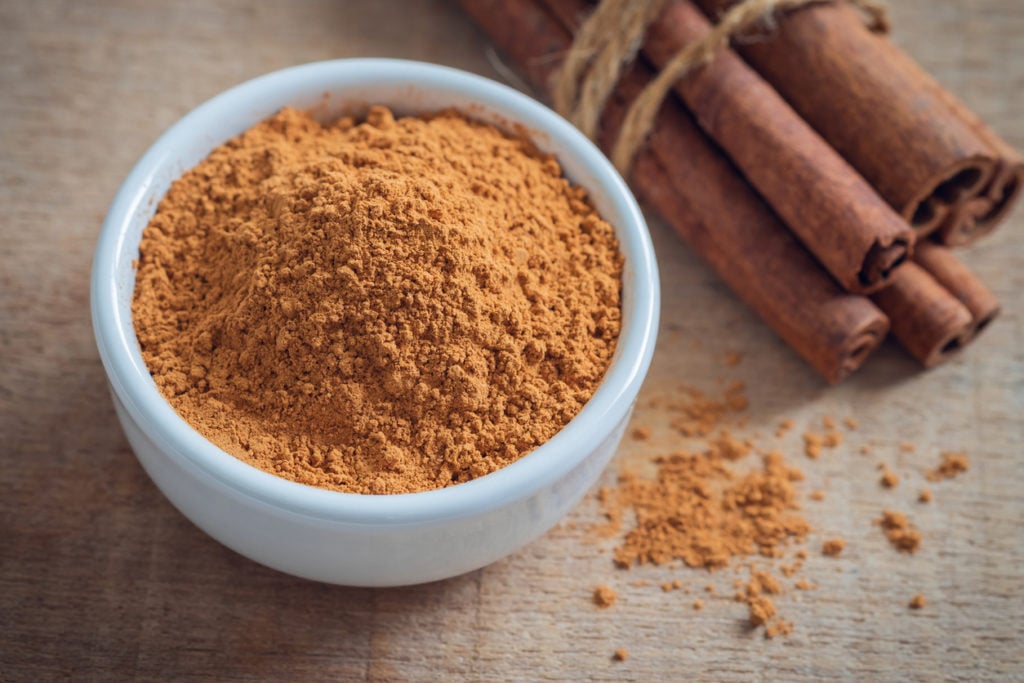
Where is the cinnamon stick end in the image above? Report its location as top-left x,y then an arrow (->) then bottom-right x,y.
829,315 -> 889,384
858,237 -> 911,293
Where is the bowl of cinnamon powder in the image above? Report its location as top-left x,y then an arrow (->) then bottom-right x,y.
91,59 -> 659,585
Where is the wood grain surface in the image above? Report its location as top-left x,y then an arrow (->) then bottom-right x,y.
2,1 -> 1022,680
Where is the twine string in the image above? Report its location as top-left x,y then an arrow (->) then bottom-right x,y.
552,0 -> 890,173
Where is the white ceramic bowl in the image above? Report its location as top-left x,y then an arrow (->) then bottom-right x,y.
91,59 -> 659,586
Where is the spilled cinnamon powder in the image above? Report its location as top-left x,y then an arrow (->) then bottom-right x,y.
927,452 -> 970,481
593,584 -> 617,608
596,383 -> 810,636
822,538 -> 846,557
132,106 -> 622,494
877,510 -> 922,553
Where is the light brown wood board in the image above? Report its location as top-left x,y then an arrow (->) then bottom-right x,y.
1,1 -> 1021,679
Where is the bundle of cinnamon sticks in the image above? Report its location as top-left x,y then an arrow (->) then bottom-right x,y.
460,0 -> 1019,382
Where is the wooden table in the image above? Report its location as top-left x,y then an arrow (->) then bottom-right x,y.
3,1 -> 1022,679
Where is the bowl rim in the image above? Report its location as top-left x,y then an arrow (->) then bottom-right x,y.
91,58 -> 659,525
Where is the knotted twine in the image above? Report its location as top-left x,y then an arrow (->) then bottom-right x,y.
552,0 -> 890,173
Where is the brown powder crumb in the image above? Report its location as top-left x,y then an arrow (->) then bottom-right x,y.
749,571 -> 782,595
900,442 -> 916,453
631,426 -> 652,442
823,431 -> 843,448
693,599 -> 705,610
877,510 -> 922,553
670,386 -> 745,437
794,578 -> 816,591
918,489 -> 933,503
672,579 -> 683,590
712,430 -> 754,460
748,596 -> 777,626
593,585 -> 617,608
613,648 -> 629,662
809,490 -> 826,501
909,594 -> 926,609
132,107 -> 622,495
859,444 -> 873,455
880,468 -> 900,489
927,451 -> 969,482
822,538 -> 846,557
724,351 -> 743,367
823,416 -> 836,430
705,583 -> 715,594
804,431 -> 824,459
661,582 -> 675,593
725,382 -> 749,412
844,417 -> 859,430
796,549 -> 809,560
764,619 -> 794,639
776,419 -> 795,438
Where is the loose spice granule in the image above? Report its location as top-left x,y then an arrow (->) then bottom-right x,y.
132,106 -> 622,495
877,510 -> 922,553
593,585 -> 617,608
844,417 -> 859,430
803,431 -> 823,459
776,418 -> 795,437
749,571 -> 782,596
909,594 -> 926,609
693,599 -> 704,610
809,490 -> 826,501
794,578 -> 816,591
823,416 -> 836,430
764,619 -> 794,639
880,468 -> 900,489
631,426 -> 652,441
927,452 -> 969,481
613,648 -> 629,662
900,442 -> 916,453
823,431 -> 843,448
748,596 -> 776,626
918,489 -> 933,503
822,538 -> 846,557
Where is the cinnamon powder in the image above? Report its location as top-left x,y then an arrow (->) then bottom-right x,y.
133,106 -> 622,494
597,383 -> 810,636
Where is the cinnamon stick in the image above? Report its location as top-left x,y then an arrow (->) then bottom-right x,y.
547,0 -> 911,294
914,242 -> 1000,341
694,0 -> 1010,241
922,84 -> 1024,245
871,263 -> 973,368
460,0 -> 890,382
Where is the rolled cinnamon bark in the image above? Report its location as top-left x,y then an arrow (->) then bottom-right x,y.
871,262 -> 973,368
922,83 -> 1024,245
694,0 -> 1007,240
460,0 -> 890,382
914,242 -> 1000,341
545,0 -> 911,294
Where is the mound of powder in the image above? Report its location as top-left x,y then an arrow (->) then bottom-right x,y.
133,106 -> 622,494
